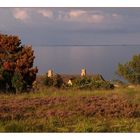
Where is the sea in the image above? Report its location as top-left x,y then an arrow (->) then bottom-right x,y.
33,45 -> 140,80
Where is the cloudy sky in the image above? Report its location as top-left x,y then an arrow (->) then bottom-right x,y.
1,8 -> 140,46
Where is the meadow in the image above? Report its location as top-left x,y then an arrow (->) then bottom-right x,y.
0,86 -> 140,132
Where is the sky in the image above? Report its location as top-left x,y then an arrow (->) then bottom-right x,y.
1,8 -> 140,46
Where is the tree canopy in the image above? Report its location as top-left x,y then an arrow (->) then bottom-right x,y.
0,34 -> 38,93
117,53 -> 140,84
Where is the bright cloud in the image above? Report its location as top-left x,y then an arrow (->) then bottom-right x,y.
38,9 -> 53,18
12,8 -> 29,21
64,10 -> 105,24
68,10 -> 87,18
11,8 -> 122,25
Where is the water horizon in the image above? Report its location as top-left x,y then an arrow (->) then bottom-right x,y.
33,45 -> 140,81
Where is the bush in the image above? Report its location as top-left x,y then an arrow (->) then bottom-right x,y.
72,76 -> 114,90
94,80 -> 114,89
53,74 -> 64,88
11,72 -> 26,93
73,76 -> 92,89
44,74 -> 64,88
44,76 -> 54,87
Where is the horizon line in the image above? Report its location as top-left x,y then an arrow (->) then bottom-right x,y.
33,44 -> 140,47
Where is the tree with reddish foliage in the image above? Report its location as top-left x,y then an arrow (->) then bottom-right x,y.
0,34 -> 38,93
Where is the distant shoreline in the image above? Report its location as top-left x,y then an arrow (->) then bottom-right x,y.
33,44 -> 140,47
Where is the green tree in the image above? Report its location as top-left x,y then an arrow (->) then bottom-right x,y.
117,54 -> 140,84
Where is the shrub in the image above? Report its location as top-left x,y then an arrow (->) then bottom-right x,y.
72,76 -> 114,90
44,74 -> 64,88
11,72 -> 25,93
93,80 -> 114,89
53,74 -> 64,88
73,76 -> 92,89
44,76 -> 54,87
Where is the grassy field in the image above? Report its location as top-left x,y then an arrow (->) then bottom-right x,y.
0,86 -> 140,132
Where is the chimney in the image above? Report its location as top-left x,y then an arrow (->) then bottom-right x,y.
48,69 -> 53,77
81,68 -> 86,77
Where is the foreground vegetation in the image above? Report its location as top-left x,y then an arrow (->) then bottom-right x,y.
0,86 -> 140,132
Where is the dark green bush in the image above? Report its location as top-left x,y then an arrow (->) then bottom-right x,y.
73,76 -> 92,89
11,72 -> 26,93
44,74 -> 64,88
72,76 -> 114,90
53,74 -> 64,88
44,76 -> 54,87
93,80 -> 114,89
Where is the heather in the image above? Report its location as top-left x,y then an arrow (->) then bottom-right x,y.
0,87 -> 140,132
